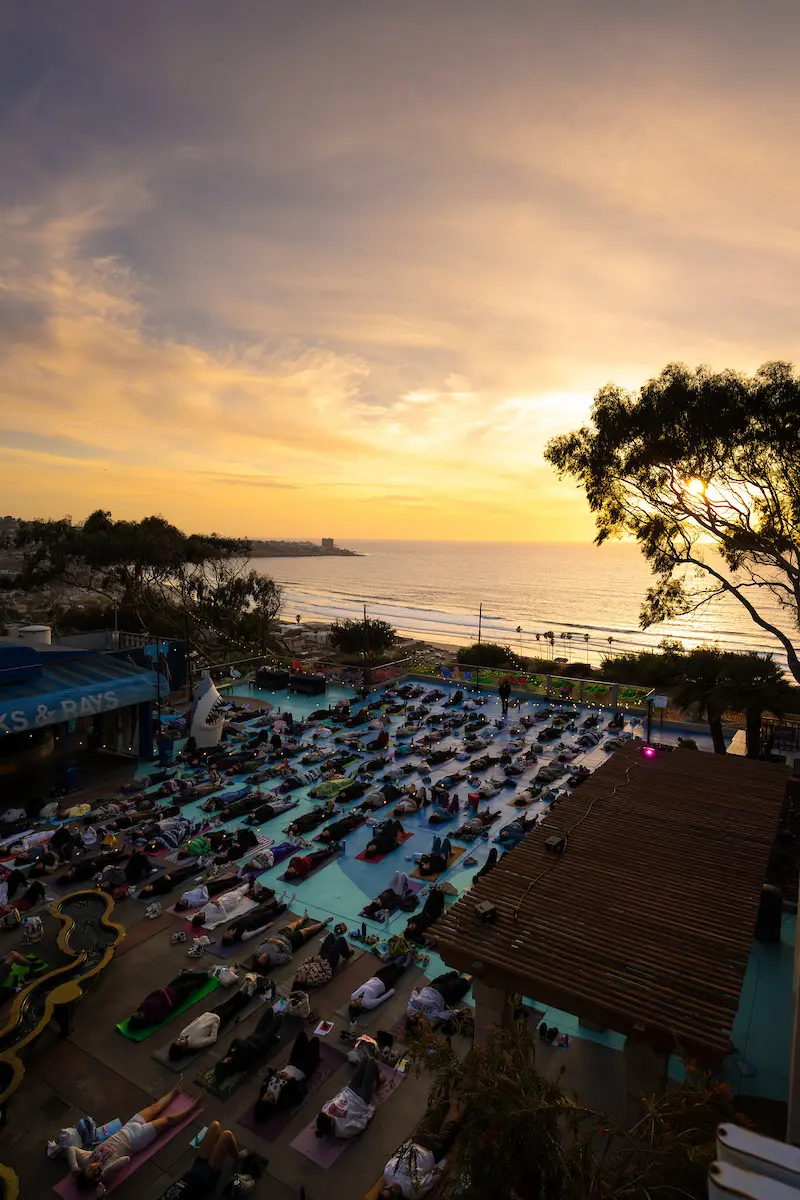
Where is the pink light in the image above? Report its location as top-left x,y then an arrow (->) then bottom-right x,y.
643,746 -> 656,758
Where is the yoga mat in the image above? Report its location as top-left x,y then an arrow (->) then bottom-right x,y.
410,845 -> 466,880
194,1014 -> 304,1099
358,877 -> 425,919
180,895 -> 259,934
355,830 -> 414,864
277,850 -> 340,883
52,1092 -> 202,1198
236,1041 -> 346,1140
289,1062 -> 405,1167
312,820 -> 365,843
151,995 -> 269,1071
116,977 -> 220,1041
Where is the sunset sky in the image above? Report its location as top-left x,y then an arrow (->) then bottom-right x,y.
1,1 -> 798,542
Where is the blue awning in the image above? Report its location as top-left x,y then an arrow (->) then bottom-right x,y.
0,652 -> 158,735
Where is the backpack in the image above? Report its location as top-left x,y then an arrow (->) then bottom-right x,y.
187,836 -> 211,858
21,916 -> 43,944
250,849 -> 274,871
387,934 -> 410,959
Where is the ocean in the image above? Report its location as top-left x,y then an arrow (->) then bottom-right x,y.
251,540 -> 794,670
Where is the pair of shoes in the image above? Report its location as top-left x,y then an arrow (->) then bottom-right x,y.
145,902 -> 162,919
463,855 -> 477,867
171,931 -> 187,944
187,943 -> 205,958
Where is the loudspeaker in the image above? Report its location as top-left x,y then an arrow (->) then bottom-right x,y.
545,835 -> 565,854
474,901 -> 498,924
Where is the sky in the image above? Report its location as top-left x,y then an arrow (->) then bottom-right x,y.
1,1 -> 799,543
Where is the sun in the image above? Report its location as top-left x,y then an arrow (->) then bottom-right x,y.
684,477 -> 707,497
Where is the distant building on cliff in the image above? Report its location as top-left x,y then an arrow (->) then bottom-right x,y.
321,538 -> 334,551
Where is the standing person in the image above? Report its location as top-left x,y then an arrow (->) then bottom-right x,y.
498,680 -> 511,716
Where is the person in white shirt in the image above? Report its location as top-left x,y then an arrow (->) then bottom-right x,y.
405,972 -> 471,1028
379,1095 -> 464,1199
315,1057 -> 381,1138
190,881 -> 253,929
167,979 -> 262,1061
348,951 -> 414,1020
68,1078 -> 200,1195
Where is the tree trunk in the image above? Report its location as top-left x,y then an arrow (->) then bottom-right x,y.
707,709 -> 728,754
745,706 -> 763,758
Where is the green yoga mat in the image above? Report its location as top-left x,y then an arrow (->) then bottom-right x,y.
116,976 -> 221,1042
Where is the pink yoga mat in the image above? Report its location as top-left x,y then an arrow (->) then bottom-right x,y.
52,1093 -> 202,1197
355,831 -> 413,864
289,1062 -> 404,1167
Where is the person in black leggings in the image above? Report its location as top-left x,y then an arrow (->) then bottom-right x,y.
57,851 -> 128,885
362,819 -> 404,860
316,813 -> 364,844
285,802 -> 337,836
167,984 -> 260,1061
221,897 -> 287,945
213,827 -> 259,861
214,1008 -> 283,1081
404,887 -> 445,941
430,971 -> 471,1006
254,1031 -> 321,1118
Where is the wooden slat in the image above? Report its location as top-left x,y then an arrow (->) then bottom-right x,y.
433,745 -> 787,1061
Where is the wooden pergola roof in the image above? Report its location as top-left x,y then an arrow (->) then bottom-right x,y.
433,745 -> 788,1061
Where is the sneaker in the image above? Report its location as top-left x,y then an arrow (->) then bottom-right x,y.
145,902 -> 162,919
171,931 -> 186,945
463,855 -> 478,867
193,934 -> 211,946
187,944 -> 205,958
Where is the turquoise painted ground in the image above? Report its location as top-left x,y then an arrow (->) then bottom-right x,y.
136,677 -> 788,1099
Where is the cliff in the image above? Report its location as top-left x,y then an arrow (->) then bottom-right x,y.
247,540 -> 360,558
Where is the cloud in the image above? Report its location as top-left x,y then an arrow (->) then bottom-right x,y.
1,1 -> 799,539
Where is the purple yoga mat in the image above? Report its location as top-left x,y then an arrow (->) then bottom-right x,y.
52,1093 -> 202,1197
236,1041 -> 346,1140
289,1062 -> 404,1167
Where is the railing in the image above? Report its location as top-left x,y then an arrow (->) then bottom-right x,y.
408,660 -> 655,710
762,716 -> 800,755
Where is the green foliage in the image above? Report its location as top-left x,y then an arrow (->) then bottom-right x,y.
403,1017 -> 740,1200
545,361 -> 800,683
12,511 -> 282,656
329,616 -> 397,657
457,642 -> 523,669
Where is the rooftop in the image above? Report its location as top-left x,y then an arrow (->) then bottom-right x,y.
433,744 -> 789,1061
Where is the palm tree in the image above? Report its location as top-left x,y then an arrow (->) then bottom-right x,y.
717,653 -> 797,758
672,648 -> 729,754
